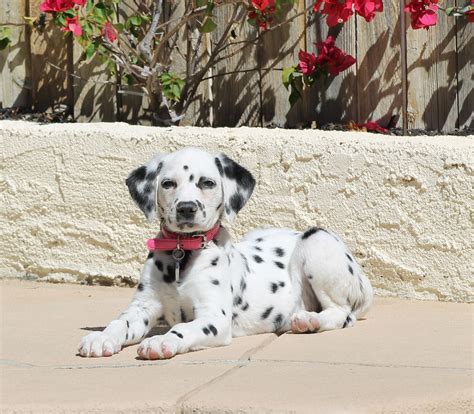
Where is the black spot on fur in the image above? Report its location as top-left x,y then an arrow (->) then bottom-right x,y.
242,302 -> 249,311
255,237 -> 263,243
346,253 -> 353,262
254,245 -> 262,251
261,306 -> 273,319
216,202 -> 223,211
183,165 -> 189,170
208,324 -> 218,336
211,257 -> 219,266
232,312 -> 238,320
125,332 -> 128,340
189,174 -> 194,182
274,314 -> 283,329
126,320 -> 129,329
147,251 -> 154,260
274,247 -> 285,257
202,327 -> 210,335
211,279 -> 220,285
137,283 -> 144,291
215,157 -> 224,176
302,227 -> 326,239
221,309 -> 226,316
271,283 -> 278,293
230,193 -> 245,212
155,260 -> 163,272
342,314 -> 352,328
171,330 -> 183,338
196,200 -> 204,211
274,261 -> 285,269
180,308 -> 187,323
144,318 -> 149,326
279,281 -> 285,287
253,255 -> 263,263
233,296 -> 243,306
308,274 -> 313,280
240,278 -> 247,291
348,265 -> 354,275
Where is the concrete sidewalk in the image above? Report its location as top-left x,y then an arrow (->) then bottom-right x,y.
1,280 -> 472,413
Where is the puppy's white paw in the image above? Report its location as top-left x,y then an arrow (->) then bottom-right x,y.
290,311 -> 320,333
137,335 -> 180,360
78,331 -> 122,357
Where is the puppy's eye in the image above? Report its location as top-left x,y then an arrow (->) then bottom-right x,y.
200,178 -> 216,189
161,179 -> 176,189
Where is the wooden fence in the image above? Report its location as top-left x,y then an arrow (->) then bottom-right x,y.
1,1 -> 472,131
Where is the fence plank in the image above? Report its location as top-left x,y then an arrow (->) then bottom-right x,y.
115,0 -> 153,125
73,45 -> 117,122
406,12 -> 458,131
0,1 -> 30,109
356,2 -> 403,127
212,6 -> 261,127
307,11 -> 358,126
29,0 -> 73,113
456,15 -> 473,129
259,4 -> 306,127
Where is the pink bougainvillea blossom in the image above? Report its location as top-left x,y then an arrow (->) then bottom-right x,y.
404,0 -> 439,29
248,0 -> 276,30
355,0 -> 384,22
313,0 -> 384,27
313,0 -> 354,27
40,0 -> 85,12
298,50 -> 318,76
102,22 -> 118,42
61,16 -> 82,36
358,121 -> 389,133
315,36 -> 356,76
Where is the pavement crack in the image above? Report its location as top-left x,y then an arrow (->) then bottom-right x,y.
174,334 -> 278,413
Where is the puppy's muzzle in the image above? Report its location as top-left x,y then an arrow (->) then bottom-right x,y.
176,201 -> 198,222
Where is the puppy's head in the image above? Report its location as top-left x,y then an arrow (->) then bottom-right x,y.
125,147 -> 255,233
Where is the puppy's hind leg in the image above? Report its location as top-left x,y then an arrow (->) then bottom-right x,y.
290,227 -> 373,334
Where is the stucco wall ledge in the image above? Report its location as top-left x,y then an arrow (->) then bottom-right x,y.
1,121 -> 472,302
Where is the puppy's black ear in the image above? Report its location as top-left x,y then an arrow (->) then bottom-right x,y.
126,153 -> 164,221
215,153 -> 256,223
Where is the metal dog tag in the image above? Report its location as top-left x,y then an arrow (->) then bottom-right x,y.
172,247 -> 185,282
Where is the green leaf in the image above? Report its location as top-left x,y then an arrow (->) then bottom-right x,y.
282,66 -> 296,88
196,0 -> 207,7
127,15 -> 142,27
114,23 -> 124,32
0,26 -> 11,40
85,42 -> 95,60
0,37 -> 11,50
93,7 -> 106,24
199,17 -> 217,33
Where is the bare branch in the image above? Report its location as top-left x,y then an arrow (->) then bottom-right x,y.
137,0 -> 163,64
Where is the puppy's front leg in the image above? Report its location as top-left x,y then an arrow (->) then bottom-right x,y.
79,259 -> 163,357
137,306 -> 231,360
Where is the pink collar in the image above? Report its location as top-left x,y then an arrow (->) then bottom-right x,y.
147,224 -> 221,252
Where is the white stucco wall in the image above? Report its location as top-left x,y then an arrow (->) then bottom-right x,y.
1,121 -> 472,302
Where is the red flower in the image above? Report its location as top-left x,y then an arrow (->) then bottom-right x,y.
102,22 -> 118,42
358,121 -> 389,133
298,50 -> 318,76
248,0 -> 276,30
61,16 -> 82,36
404,0 -> 438,30
313,0 -> 355,27
355,0 -> 384,22
39,0 -> 85,12
315,36 -> 356,76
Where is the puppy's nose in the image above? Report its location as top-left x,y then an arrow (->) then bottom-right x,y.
176,201 -> 198,217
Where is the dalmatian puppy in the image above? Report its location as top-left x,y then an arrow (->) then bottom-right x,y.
78,147 -> 373,359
